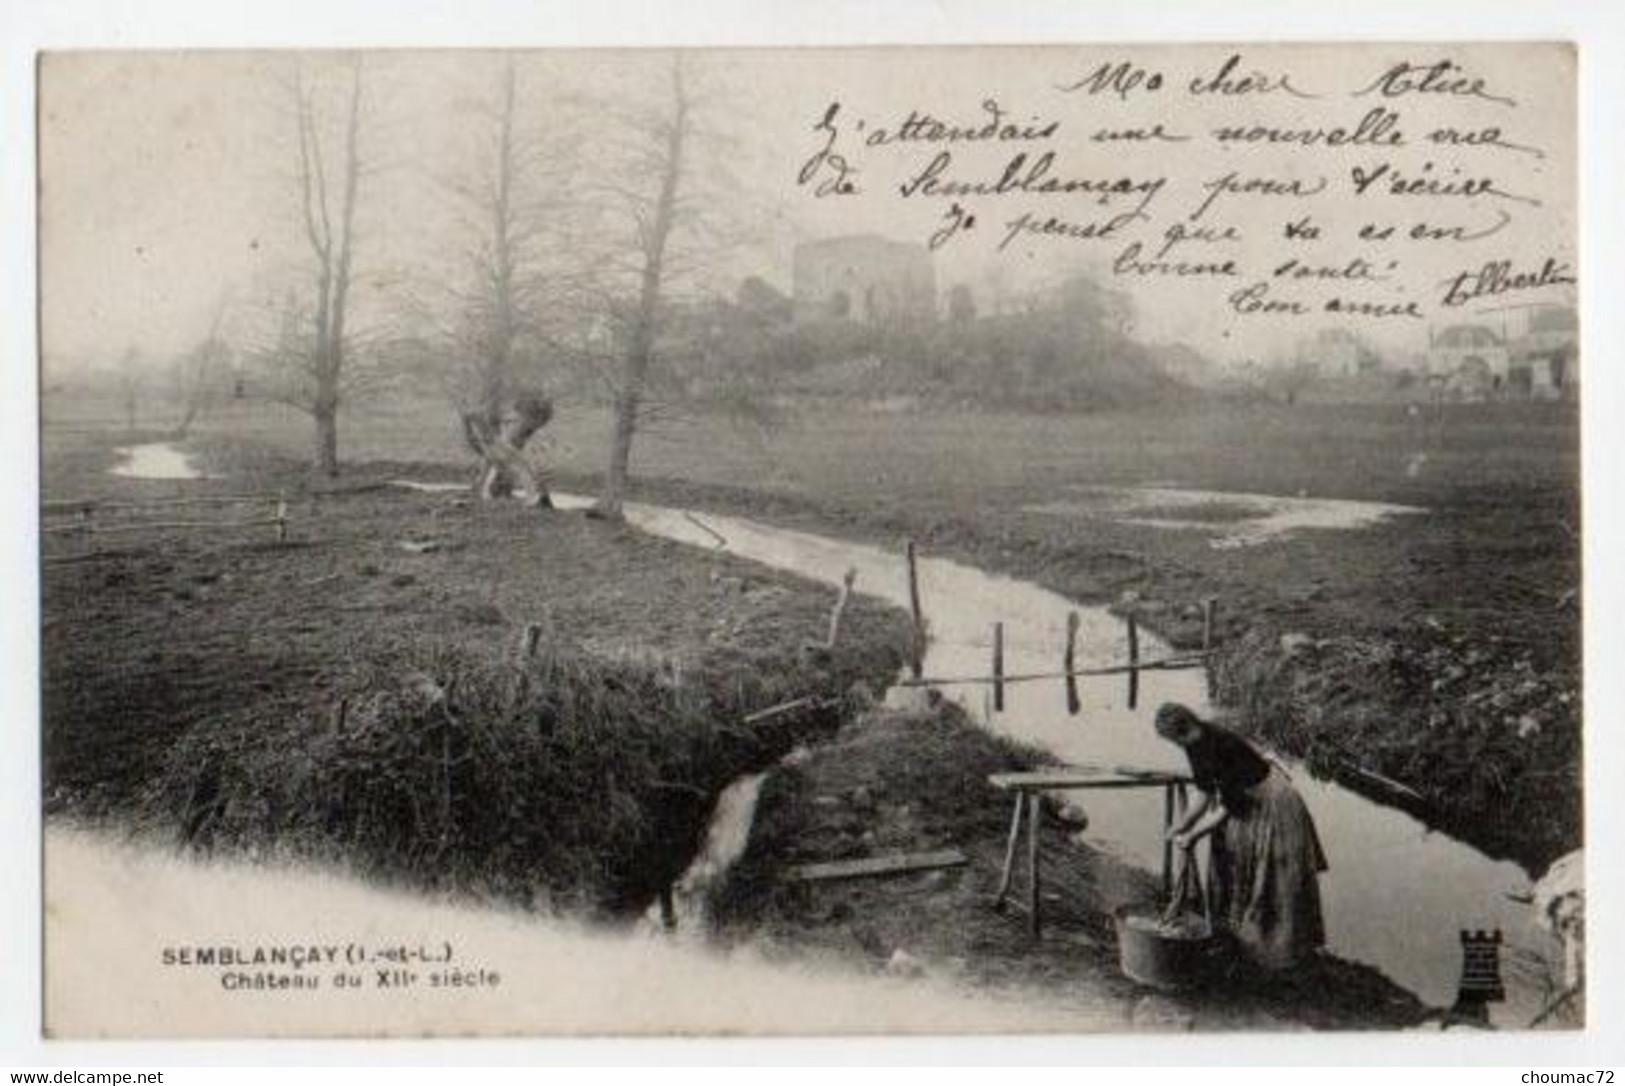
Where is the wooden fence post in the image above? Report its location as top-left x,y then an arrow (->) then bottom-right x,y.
1201,596 -> 1219,698
1161,782 -> 1176,898
1126,609 -> 1141,710
510,622 -> 543,708
995,794 -> 1024,906
905,540 -> 925,679
1064,611 -> 1081,716
659,886 -> 677,932
439,715 -> 454,849
1026,792 -> 1043,938
992,621 -> 1005,712
825,568 -> 857,650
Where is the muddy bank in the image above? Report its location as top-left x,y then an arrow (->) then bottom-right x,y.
42,440 -> 913,915
709,700 -> 1428,1032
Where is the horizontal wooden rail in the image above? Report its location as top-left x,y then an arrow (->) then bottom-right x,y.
988,766 -> 1193,790
44,517 -> 283,536
42,491 -> 290,552
44,493 -> 274,515
893,652 -> 1208,689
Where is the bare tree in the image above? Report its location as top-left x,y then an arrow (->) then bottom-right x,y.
590,56 -> 701,519
277,56 -> 366,478
437,58 -> 580,504
464,59 -> 522,428
171,291 -> 233,438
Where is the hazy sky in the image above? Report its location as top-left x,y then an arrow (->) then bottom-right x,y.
39,44 -> 1576,369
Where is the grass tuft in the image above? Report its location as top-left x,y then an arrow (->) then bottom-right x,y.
152,634 -> 908,914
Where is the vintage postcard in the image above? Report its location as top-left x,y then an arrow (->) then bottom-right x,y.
37,43 -> 1582,1038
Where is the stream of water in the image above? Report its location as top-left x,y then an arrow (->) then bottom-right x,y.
557,494 -> 1560,1026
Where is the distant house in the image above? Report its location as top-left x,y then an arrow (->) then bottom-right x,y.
1509,306 -> 1578,400
1427,324 -> 1509,399
792,234 -> 936,325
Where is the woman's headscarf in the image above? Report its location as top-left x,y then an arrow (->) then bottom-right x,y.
1154,702 -> 1206,743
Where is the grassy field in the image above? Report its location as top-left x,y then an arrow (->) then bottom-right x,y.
51,392 -> 1580,665
47,389 -> 1579,505
41,426 -> 912,913
36,392 -> 1582,1026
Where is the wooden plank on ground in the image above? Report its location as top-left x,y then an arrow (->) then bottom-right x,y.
988,767 -> 1190,791
788,848 -> 967,883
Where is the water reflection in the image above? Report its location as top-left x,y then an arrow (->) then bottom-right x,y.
111,442 -> 213,480
1028,486 -> 1424,549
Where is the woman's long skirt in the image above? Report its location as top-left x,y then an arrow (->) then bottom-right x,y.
1209,765 -> 1329,970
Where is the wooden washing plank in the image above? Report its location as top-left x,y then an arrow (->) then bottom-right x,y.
988,767 -> 1191,791
788,848 -> 967,883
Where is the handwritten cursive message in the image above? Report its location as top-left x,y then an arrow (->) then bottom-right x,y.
792,46 -> 1575,339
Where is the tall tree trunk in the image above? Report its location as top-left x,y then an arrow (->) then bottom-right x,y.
314,400 -> 339,477
174,401 -> 200,440
600,386 -> 641,514
480,361 -> 508,431
313,358 -> 340,477
481,59 -> 518,432
597,60 -> 687,518
292,58 -> 362,479
321,59 -> 362,476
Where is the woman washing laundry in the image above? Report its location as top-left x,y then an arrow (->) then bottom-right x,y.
1153,702 -> 1329,971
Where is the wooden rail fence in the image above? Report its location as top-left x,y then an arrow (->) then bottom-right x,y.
896,538 -> 1219,714
42,491 -> 290,563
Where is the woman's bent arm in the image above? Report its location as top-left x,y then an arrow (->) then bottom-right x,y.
1177,798 -> 1230,849
1170,789 -> 1214,837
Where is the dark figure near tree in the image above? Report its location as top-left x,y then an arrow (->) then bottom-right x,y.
461,393 -> 554,507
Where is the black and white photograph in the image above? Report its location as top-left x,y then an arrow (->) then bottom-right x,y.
30,39 -> 1589,1040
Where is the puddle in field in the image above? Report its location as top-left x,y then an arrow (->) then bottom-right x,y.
1027,486 -> 1425,549
541,490 -> 1561,1025
110,441 -> 213,481
390,479 -> 467,493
